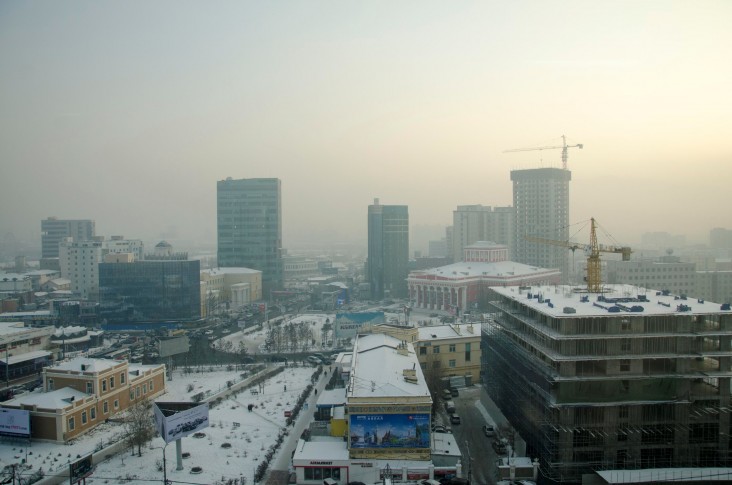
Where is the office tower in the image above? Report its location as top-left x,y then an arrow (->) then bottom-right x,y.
367,198 -> 409,300
216,177 -> 283,295
59,237 -> 103,300
710,227 -> 732,249
512,168 -> 571,281
452,205 -> 515,262
102,236 -> 144,261
99,248 -> 201,324
41,217 -> 95,258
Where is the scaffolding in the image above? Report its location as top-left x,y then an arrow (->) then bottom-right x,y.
480,285 -> 732,484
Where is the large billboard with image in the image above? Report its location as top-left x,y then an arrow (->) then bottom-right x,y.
154,402 -> 209,443
349,413 -> 430,449
0,408 -> 30,438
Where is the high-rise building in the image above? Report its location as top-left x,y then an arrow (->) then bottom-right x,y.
452,204 -> 515,262
710,227 -> 732,249
367,199 -> 409,300
41,217 -> 95,259
512,168 -> 571,281
216,177 -> 283,295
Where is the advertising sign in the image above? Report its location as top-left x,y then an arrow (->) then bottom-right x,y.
334,312 -> 385,339
158,336 -> 190,358
69,454 -> 93,484
154,402 -> 209,443
349,414 -> 430,449
0,408 -> 30,438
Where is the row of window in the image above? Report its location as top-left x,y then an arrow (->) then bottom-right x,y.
68,381 -> 154,432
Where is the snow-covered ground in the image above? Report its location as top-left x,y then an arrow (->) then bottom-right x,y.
1,363 -> 322,485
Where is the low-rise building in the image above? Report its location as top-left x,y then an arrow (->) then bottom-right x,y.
1,357 -> 165,442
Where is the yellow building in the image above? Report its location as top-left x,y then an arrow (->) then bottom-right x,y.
1,357 -> 165,442
415,323 -> 481,388
200,267 -> 263,316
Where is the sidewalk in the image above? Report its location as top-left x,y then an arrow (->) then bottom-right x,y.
475,384 -> 526,457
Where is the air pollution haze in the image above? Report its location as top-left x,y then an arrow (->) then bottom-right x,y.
1,1 -> 730,252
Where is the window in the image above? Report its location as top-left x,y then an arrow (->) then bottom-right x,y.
620,359 -> 631,372
449,359 -> 456,368
120,372 -> 126,384
86,382 -> 93,394
130,390 -> 135,401
81,412 -> 87,425
90,407 -> 96,420
433,346 -> 440,354
621,339 -> 631,352
449,344 -> 456,352
103,400 -> 109,413
102,379 -> 107,392
113,400 -> 119,410
136,386 -> 140,398
48,379 -> 54,391
149,379 -> 153,391
110,376 -> 115,388
143,384 -> 147,395
68,417 -> 75,431
419,347 -> 427,355
432,361 -> 441,368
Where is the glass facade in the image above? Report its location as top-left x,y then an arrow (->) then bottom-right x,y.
98,260 -> 201,323
217,178 -> 283,295
367,201 -> 409,299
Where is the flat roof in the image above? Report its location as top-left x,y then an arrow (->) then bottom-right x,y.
432,432 -> 461,456
51,357 -> 120,373
317,388 -> 347,407
417,324 -> 480,341
410,260 -> 559,280
2,387 -> 88,409
201,267 -> 261,275
490,285 -> 731,318
0,322 -> 29,336
596,467 -> 732,483
292,438 -> 350,462
349,334 -> 431,399
0,350 -> 51,365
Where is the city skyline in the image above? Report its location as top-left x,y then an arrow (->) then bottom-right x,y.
1,1 -> 731,250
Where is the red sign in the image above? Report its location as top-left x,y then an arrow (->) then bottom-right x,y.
284,410 -> 292,417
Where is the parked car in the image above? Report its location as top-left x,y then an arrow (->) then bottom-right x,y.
492,439 -> 508,455
482,424 -> 495,437
445,401 -> 456,413
450,387 -> 459,397
449,413 -> 461,425
442,389 -> 452,400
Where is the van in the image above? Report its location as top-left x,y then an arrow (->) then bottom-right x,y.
445,401 -> 456,413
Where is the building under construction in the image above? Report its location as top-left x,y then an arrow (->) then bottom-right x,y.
482,284 -> 732,483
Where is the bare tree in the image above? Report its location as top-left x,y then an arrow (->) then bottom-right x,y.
124,398 -> 155,456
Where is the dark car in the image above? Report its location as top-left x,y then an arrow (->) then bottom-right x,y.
450,387 -> 459,397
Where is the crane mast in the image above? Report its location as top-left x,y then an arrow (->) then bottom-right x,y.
524,217 -> 632,293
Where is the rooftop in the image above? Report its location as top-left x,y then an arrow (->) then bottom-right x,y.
349,334 -> 430,399
491,284 -> 732,318
50,357 -> 121,373
2,387 -> 89,410
202,267 -> 261,275
417,324 -> 479,341
409,260 -> 558,281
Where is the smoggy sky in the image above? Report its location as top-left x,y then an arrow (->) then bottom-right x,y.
1,1 -> 730,251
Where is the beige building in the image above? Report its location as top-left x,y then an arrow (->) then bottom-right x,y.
200,267 -> 262,315
415,324 -> 481,387
1,357 -> 165,442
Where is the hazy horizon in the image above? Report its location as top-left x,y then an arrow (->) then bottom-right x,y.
2,1 -> 730,254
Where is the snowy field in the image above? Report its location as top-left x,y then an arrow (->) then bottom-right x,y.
1,363 -> 320,485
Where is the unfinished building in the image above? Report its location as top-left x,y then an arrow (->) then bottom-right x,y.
482,284 -> 732,483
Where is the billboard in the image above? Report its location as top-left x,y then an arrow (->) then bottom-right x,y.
334,312 -> 385,339
154,402 -> 209,443
158,335 -> 190,358
349,413 -> 430,449
69,454 -> 93,484
0,408 -> 30,438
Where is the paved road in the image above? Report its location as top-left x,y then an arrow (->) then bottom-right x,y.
263,366 -> 330,485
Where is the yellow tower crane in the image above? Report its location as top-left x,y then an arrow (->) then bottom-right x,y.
525,218 -> 632,293
504,134 -> 583,170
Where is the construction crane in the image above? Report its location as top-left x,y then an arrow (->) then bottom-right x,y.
525,218 -> 632,293
504,134 -> 583,170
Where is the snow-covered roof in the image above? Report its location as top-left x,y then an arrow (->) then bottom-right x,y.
0,350 -> 51,365
491,284 -> 732,318
432,432 -> 461,456
2,387 -> 88,410
292,438 -> 350,462
51,357 -> 120,373
0,321 -> 28,336
316,388 -> 346,408
24,270 -> 58,276
417,324 -> 479,341
349,334 -> 430,399
595,467 -> 732,483
409,260 -> 557,281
